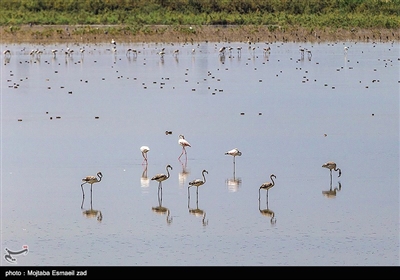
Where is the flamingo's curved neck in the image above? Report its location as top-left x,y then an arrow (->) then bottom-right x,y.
270,176 -> 275,186
202,171 -> 207,183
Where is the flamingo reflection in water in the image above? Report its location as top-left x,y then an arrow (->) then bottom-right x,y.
178,157 -> 190,187
141,162 -> 150,188
322,182 -> 342,199
258,194 -> 276,225
81,186 -> 103,222
151,184 -> 173,224
188,186 -> 208,226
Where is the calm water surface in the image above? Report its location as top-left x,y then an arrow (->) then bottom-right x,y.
1,41 -> 399,266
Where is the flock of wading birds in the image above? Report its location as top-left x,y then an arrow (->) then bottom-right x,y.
80,134 -> 343,222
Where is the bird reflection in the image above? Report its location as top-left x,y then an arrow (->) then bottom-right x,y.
141,163 -> 150,188
187,190 -> 208,226
178,157 -> 190,187
81,191 -> 103,222
151,186 -> 173,224
4,56 -> 11,65
322,182 -> 342,199
258,191 -> 276,225
225,173 -> 242,192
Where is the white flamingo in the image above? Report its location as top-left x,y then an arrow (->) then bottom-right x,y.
140,146 -> 150,164
225,148 -> 242,173
178,134 -> 191,160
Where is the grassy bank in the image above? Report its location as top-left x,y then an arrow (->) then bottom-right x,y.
1,0 -> 399,43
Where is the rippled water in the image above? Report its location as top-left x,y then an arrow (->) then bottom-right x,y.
1,41 -> 399,266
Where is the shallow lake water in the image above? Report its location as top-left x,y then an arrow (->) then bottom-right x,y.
1,40 -> 399,266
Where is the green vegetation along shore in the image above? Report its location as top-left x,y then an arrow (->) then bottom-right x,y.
1,0 -> 399,43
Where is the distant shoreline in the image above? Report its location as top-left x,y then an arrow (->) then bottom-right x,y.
1,25 -> 399,44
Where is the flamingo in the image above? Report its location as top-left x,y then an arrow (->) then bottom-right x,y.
225,148 -> 242,163
225,148 -> 242,174
322,161 -> 342,179
81,172 -> 103,202
188,182 -> 208,226
140,146 -> 150,164
151,164 -> 173,190
188,170 -> 208,198
178,134 -> 191,160
259,174 -> 276,201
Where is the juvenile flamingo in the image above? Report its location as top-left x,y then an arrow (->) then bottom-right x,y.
322,161 -> 342,179
81,172 -> 103,200
151,164 -> 173,190
188,169 -> 208,198
259,174 -> 276,201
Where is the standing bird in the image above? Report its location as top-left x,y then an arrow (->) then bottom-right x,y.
225,148 -> 242,165
259,174 -> 276,201
178,134 -> 191,160
225,148 -> 242,179
140,146 -> 150,164
322,161 -> 342,179
81,172 -> 103,201
188,170 -> 208,198
151,164 -> 173,190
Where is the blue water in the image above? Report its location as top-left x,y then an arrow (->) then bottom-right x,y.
1,41 -> 399,266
